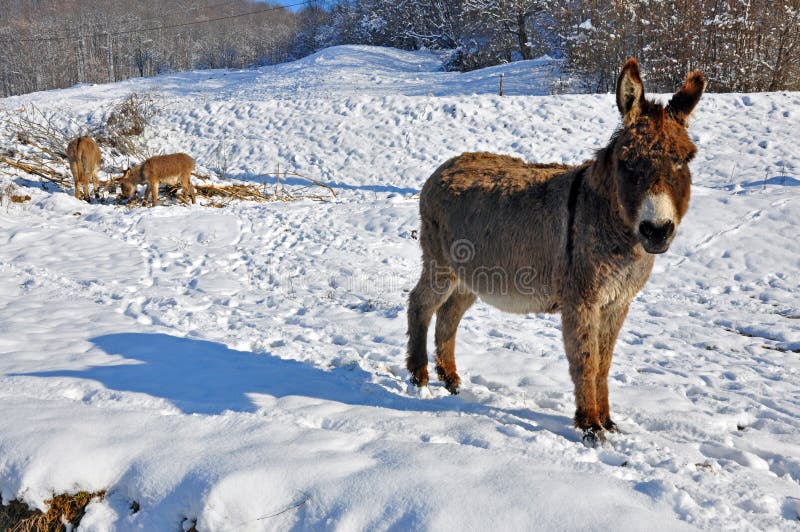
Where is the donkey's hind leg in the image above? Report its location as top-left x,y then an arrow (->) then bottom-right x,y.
70,162 -> 82,200
82,177 -> 91,203
407,265 -> 456,388
92,169 -> 100,199
434,285 -> 476,394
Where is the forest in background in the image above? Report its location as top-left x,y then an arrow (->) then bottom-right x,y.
2,0 -> 799,97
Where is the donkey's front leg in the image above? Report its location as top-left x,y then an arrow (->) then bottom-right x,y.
149,184 -> 159,207
597,302 -> 631,432
561,303 -> 603,435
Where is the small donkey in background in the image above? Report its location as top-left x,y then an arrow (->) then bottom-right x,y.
66,136 -> 102,202
407,59 -> 705,442
120,153 -> 196,207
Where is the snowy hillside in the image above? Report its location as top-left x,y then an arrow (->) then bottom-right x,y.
0,46 -> 798,530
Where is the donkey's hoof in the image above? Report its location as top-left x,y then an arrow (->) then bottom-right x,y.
409,371 -> 428,388
581,427 -> 606,447
435,365 -> 460,394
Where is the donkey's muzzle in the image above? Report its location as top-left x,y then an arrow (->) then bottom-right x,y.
638,220 -> 674,254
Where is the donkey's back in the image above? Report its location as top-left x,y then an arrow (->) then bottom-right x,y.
142,153 -> 195,185
425,152 -> 573,195
419,152 -> 581,314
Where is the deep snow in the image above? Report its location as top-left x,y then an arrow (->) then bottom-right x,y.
0,46 -> 798,530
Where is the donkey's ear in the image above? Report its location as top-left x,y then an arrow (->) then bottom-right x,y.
616,58 -> 645,125
666,70 -> 706,126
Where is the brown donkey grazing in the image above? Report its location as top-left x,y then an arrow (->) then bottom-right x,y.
119,153 -> 196,206
66,136 -> 102,202
407,59 -> 705,442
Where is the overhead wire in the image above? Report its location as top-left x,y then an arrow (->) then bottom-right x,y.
1,0 -> 315,44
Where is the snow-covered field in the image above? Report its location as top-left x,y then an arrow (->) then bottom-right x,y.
0,45 -> 798,530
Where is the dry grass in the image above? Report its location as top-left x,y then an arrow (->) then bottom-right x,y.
0,499 -> 37,531
0,491 -> 105,532
0,182 -> 32,205
196,183 -> 272,205
195,180 -> 334,205
109,172 -> 337,208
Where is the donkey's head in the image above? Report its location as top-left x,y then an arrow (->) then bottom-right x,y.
611,59 -> 705,254
118,166 -> 139,199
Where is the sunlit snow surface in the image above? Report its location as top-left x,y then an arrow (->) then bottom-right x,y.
0,46 -> 798,530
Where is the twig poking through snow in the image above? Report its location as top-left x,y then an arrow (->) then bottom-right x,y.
255,490 -> 311,521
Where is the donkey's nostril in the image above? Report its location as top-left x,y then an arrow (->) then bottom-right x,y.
639,220 -> 674,242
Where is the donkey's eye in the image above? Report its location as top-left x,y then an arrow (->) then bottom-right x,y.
672,158 -> 689,171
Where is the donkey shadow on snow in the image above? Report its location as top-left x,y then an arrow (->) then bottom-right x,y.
15,332 -> 578,441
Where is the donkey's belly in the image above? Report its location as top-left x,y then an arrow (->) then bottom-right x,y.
158,175 -> 182,186
476,291 -> 555,315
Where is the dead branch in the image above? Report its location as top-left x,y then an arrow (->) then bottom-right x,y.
192,171 -> 214,181
4,104 -> 75,159
268,170 -> 337,198
19,136 -> 65,162
0,156 -> 70,186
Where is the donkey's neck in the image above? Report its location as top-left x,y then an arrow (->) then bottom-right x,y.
585,144 -> 617,200
131,165 -> 146,184
581,145 -> 640,254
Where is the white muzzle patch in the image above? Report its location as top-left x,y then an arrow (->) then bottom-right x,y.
638,192 -> 677,226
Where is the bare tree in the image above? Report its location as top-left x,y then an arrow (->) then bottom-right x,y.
0,0 -> 299,97
464,0 -> 547,60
